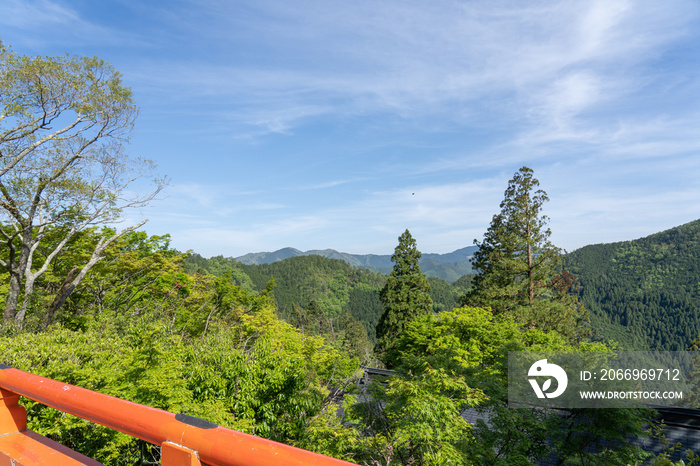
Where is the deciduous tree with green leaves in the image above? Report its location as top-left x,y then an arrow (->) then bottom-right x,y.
0,41 -> 164,327
375,229 -> 432,368
391,306 -> 651,464
0,293 -> 359,464
461,166 -> 587,340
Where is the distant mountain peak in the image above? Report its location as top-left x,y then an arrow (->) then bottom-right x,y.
234,246 -> 477,282
235,247 -> 303,264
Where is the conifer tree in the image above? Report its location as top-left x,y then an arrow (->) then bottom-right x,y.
461,167 -> 587,340
376,229 -> 432,367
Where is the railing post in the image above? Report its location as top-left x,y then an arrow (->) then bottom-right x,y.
0,388 -> 26,435
162,442 -> 203,466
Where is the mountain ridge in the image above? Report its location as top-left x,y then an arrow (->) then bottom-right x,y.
235,245 -> 477,265
235,246 -> 477,283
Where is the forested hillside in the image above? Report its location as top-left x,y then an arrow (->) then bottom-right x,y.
566,219 -> 700,350
190,216 -> 700,354
184,253 -> 471,344
234,246 -> 476,283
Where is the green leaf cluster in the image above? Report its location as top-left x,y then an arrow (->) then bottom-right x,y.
0,308 -> 358,464
391,306 -> 651,464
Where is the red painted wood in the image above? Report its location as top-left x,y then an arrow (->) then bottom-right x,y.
0,367 -> 357,466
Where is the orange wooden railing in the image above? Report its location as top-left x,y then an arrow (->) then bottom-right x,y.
0,364 -> 357,466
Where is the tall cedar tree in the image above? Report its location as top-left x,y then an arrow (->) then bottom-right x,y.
376,229 -> 432,367
461,167 -> 587,341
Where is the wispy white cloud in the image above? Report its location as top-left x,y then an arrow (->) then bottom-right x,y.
0,0 -> 158,49
548,185 -> 700,249
169,215 -> 334,257
0,0 -> 79,28
298,178 -> 371,190
7,0 -> 697,138
160,177 -> 505,256
116,0 -> 696,145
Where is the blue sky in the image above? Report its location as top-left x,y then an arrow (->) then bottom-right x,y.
3,0 -> 700,257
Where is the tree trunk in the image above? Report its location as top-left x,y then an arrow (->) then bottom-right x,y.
3,272 -> 21,322
43,266 -> 78,329
15,273 -> 36,327
526,218 -> 534,306
527,242 -> 534,306
4,229 -> 33,326
42,220 -> 148,326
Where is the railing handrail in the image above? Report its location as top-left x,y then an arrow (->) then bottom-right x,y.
0,364 -> 356,466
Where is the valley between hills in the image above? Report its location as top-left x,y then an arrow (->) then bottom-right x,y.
187,218 -> 700,352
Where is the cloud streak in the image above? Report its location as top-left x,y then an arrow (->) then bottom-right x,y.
116,0 -> 695,147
